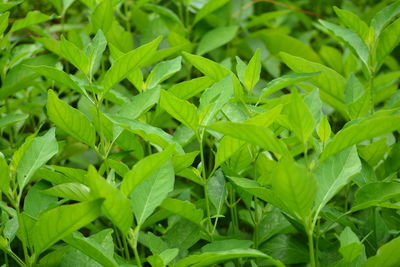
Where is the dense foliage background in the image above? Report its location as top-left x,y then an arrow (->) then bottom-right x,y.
1,0 -> 400,266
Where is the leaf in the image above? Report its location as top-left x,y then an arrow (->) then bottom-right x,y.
118,87 -> 160,119
168,76 -> 214,100
121,145 -> 175,196
0,113 -> 29,129
317,115 -> 331,142
160,198 -> 203,225
319,20 -> 369,67
0,153 -> 10,193
273,158 -> 317,222
314,146 -> 361,212
260,72 -> 319,98
16,128 -> 58,189
130,161 -> 175,225
43,183 -> 90,202
32,199 -> 103,255
344,74 -> 369,119
339,227 -> 364,263
215,136 -> 246,169
244,48 -> 261,92
286,91 -> 315,143
101,37 -> 162,91
206,169 -> 226,215
333,6 -> 370,41
207,121 -> 291,158
320,112 -> 400,160
280,52 -> 347,117
146,56 -> 182,89
370,1 -> 400,38
351,182 -> 400,212
174,248 -> 285,267
10,10 -> 52,33
87,166 -> 132,234
27,65 -> 84,95
160,90 -> 199,131
363,236 -> 400,267
196,26 -> 238,55
374,18 -> 400,68
60,36 -> 90,76
63,230 -> 118,267
0,12 -> 9,36
85,29 -> 107,78
91,0 -> 113,33
47,89 -> 96,147
194,0 -> 229,24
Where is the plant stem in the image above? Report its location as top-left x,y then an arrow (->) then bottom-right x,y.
368,70 -> 375,114
307,229 -> 316,267
127,227 -> 142,267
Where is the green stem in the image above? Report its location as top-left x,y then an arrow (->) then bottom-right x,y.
368,70 -> 375,115
2,248 -> 26,267
307,228 -> 316,267
127,227 -> 142,267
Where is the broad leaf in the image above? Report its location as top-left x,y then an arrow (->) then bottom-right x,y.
244,48 -> 261,92
351,182 -> 400,212
160,198 -> 203,225
363,236 -> 400,267
146,56 -> 182,89
206,169 -> 226,215
10,10 -> 52,33
196,26 -> 238,55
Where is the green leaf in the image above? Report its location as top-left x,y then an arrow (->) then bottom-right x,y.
333,6 -> 370,42
207,121 -> 291,158
0,113 -> 29,130
60,36 -> 90,76
286,91 -> 315,143
32,199 -> 103,255
320,112 -> 400,160
47,89 -> 96,147
84,29 -> 107,78
370,1 -> 400,38
130,161 -> 175,225
27,65 -> 84,95
0,12 -> 9,36
10,10 -> 52,33
0,1 -> 22,13
280,52 -> 347,117
319,19 -> 369,67
339,227 -> 364,263
244,48 -> 261,92
363,236 -> 400,267
100,36 -> 162,91
351,182 -> 400,212
16,128 -> 58,189
42,183 -> 90,202
91,0 -> 113,33
63,230 -> 118,267
317,115 -> 331,142
273,158 -> 317,222
168,76 -> 214,100
374,18 -> 400,69
206,169 -> 226,215
160,90 -> 199,131
344,74 -> 369,119
160,198 -> 203,225
314,146 -> 361,212
174,248 -> 285,267
146,56 -> 182,89
215,136 -> 246,169
121,146 -> 175,196
193,0 -> 229,25
196,26 -> 238,55
0,153 -> 10,193
260,72 -> 319,98
87,166 -> 132,234
118,87 -> 160,119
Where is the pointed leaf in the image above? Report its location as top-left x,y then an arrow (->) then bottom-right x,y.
206,169 -> 226,215
196,26 -> 238,55
363,236 -> 400,267
244,49 -> 261,92
160,198 -> 203,225
10,10 -> 52,33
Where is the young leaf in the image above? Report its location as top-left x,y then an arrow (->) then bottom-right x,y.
10,10 -> 52,33
160,90 -> 199,131
244,48 -> 261,92
87,166 -> 133,234
272,158 -> 317,222
84,30 -> 107,78
314,146 -> 361,212
206,169 -> 226,215
207,121 -> 291,158
60,36 -> 90,76
363,236 -> 400,267
214,136 -> 246,169
196,26 -> 238,55
91,0 -> 113,33
320,112 -> 400,160
63,230 -> 118,267
193,0 -> 229,25
168,76 -> 214,100
16,128 -> 58,189
351,182 -> 400,212
145,56 -> 182,89
370,1 -> 400,37
339,227 -> 364,263
317,115 -> 331,142
0,153 -> 10,193
286,91 -> 315,143
374,18 -> 400,69
118,87 -> 160,119
160,198 -> 203,225
32,199 -> 103,255
43,183 -> 90,202
333,7 -> 370,42
101,36 -> 162,91
47,89 -> 96,147
130,161 -> 175,225
121,145 -> 175,196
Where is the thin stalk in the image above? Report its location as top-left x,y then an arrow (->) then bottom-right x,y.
122,236 -> 130,260
307,228 -> 316,267
253,197 -> 260,249
2,248 -> 26,267
368,71 -> 375,115
127,227 -> 142,267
